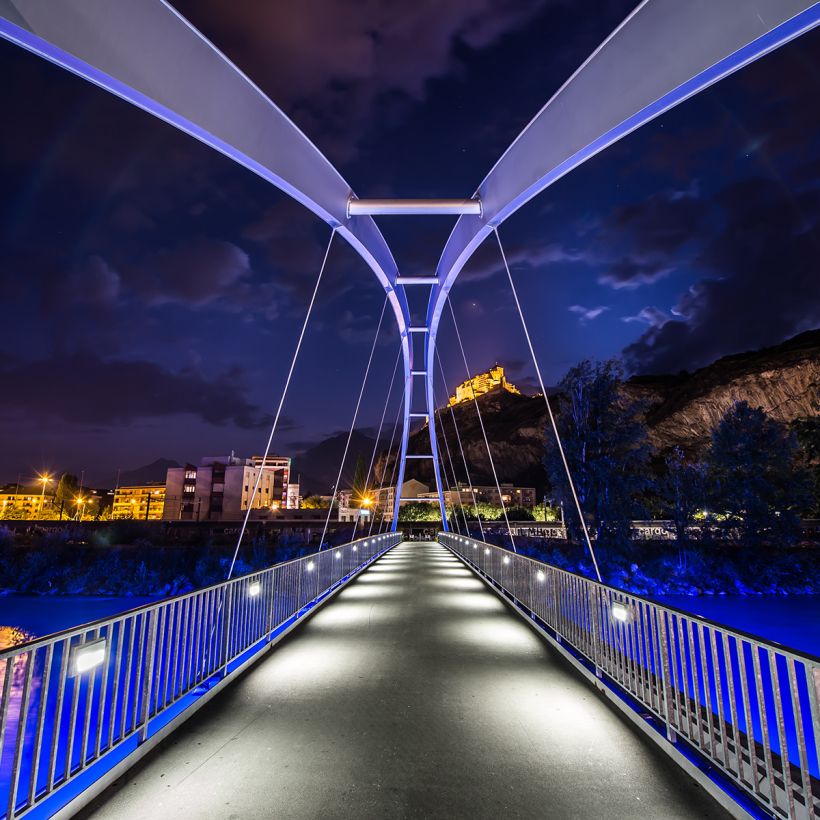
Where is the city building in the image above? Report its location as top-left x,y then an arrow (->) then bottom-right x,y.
0,485 -> 54,519
419,483 -> 536,510
112,483 -> 166,520
448,364 -> 520,406
373,479 -> 430,522
286,481 -> 301,510
162,454 -> 291,521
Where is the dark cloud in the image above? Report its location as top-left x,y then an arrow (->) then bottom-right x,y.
131,238 -> 252,307
172,0 -> 550,162
0,354 -> 271,428
624,177 -> 820,374
596,186 -> 705,289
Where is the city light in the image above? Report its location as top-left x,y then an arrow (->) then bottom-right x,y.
611,602 -> 629,623
70,638 -> 106,676
248,581 -> 261,597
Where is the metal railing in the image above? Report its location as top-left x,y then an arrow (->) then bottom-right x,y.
0,533 -> 400,819
439,532 -> 820,820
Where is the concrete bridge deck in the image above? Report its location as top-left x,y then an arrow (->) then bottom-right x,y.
78,542 -> 728,819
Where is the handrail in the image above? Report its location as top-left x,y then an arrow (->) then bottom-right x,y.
0,533 -> 400,819
439,532 -> 820,820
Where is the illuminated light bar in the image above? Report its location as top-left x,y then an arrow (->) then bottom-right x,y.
503,556 -> 510,565
335,550 -> 342,559
347,198 -> 482,217
395,277 -> 439,286
306,561 -> 315,572
611,602 -> 629,622
408,327 -> 429,333
410,371 -> 427,376
248,581 -> 261,597
537,570 -> 546,582
406,454 -> 433,459
484,548 -> 490,555
409,413 -> 428,418
70,638 -> 106,676
352,545 -> 358,552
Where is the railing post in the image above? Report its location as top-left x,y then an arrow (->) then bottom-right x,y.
656,608 -> 677,743
138,610 -> 158,743
220,585 -> 234,675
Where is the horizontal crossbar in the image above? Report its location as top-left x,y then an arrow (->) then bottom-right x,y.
411,370 -> 427,376
408,327 -> 429,333
347,198 -> 482,216
395,277 -> 439,285
406,454 -> 434,459
400,497 -> 439,502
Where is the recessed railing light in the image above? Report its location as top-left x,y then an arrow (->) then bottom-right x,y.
306,561 -> 315,572
248,581 -> 261,597
612,602 -> 629,623
70,638 -> 106,676
536,570 -> 546,582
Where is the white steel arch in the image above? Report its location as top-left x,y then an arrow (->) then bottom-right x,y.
3,0 -> 820,535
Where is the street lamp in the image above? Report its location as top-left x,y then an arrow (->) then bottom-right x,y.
38,474 -> 52,518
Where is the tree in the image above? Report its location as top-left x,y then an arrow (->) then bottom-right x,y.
398,502 -> 443,522
351,455 -> 369,505
793,404 -> 820,517
54,473 -> 79,520
706,401 -> 810,546
660,447 -> 705,567
301,495 -> 330,509
544,360 -> 653,545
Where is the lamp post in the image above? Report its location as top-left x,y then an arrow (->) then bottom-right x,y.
38,474 -> 52,519
75,495 -> 86,521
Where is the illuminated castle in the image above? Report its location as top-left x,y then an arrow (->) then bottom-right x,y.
448,364 -> 521,406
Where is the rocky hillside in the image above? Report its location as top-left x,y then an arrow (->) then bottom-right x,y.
373,329 -> 820,492
625,329 -> 819,454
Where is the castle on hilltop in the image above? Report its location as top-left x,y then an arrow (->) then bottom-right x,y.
448,364 -> 521,406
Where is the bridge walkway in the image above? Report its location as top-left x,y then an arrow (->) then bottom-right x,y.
78,542 -> 728,819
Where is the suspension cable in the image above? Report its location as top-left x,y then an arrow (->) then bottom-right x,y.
351,342 -> 402,541
446,299 -> 516,551
373,383 -> 405,534
227,229 -> 337,580
435,348 -> 485,540
431,381 -> 469,534
318,295 -> 389,551
494,227 -> 602,581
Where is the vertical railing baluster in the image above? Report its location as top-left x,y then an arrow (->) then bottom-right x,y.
28,643 -> 54,806
138,609 -> 158,743
8,652 -> 34,819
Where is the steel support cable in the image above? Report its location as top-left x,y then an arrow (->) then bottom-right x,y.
226,229 -> 337,580
430,380 -> 470,535
350,342 -> 402,541
446,299 -> 516,551
435,348 -> 485,540
494,227 -> 602,582
318,295 -> 389,551
373,385 -> 405,535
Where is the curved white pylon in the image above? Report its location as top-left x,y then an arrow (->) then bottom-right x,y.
0,0 -> 417,531
423,0 -> 820,529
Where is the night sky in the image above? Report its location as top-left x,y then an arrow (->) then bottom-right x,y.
2,1 -> 819,486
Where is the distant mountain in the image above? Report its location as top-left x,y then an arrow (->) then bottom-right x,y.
292,430 -> 383,495
371,329 -> 820,494
119,458 -> 180,486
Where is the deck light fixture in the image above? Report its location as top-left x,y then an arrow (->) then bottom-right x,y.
248,581 -> 261,597
335,550 -> 341,559
503,556 -> 510,565
611,602 -> 629,623
70,638 -> 106,676
537,570 -> 546,582
306,561 -> 315,572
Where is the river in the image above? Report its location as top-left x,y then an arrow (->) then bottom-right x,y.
1,591 -> 818,656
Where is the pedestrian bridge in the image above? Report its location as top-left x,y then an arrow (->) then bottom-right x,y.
3,1 -> 820,817
1,536 -> 818,819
